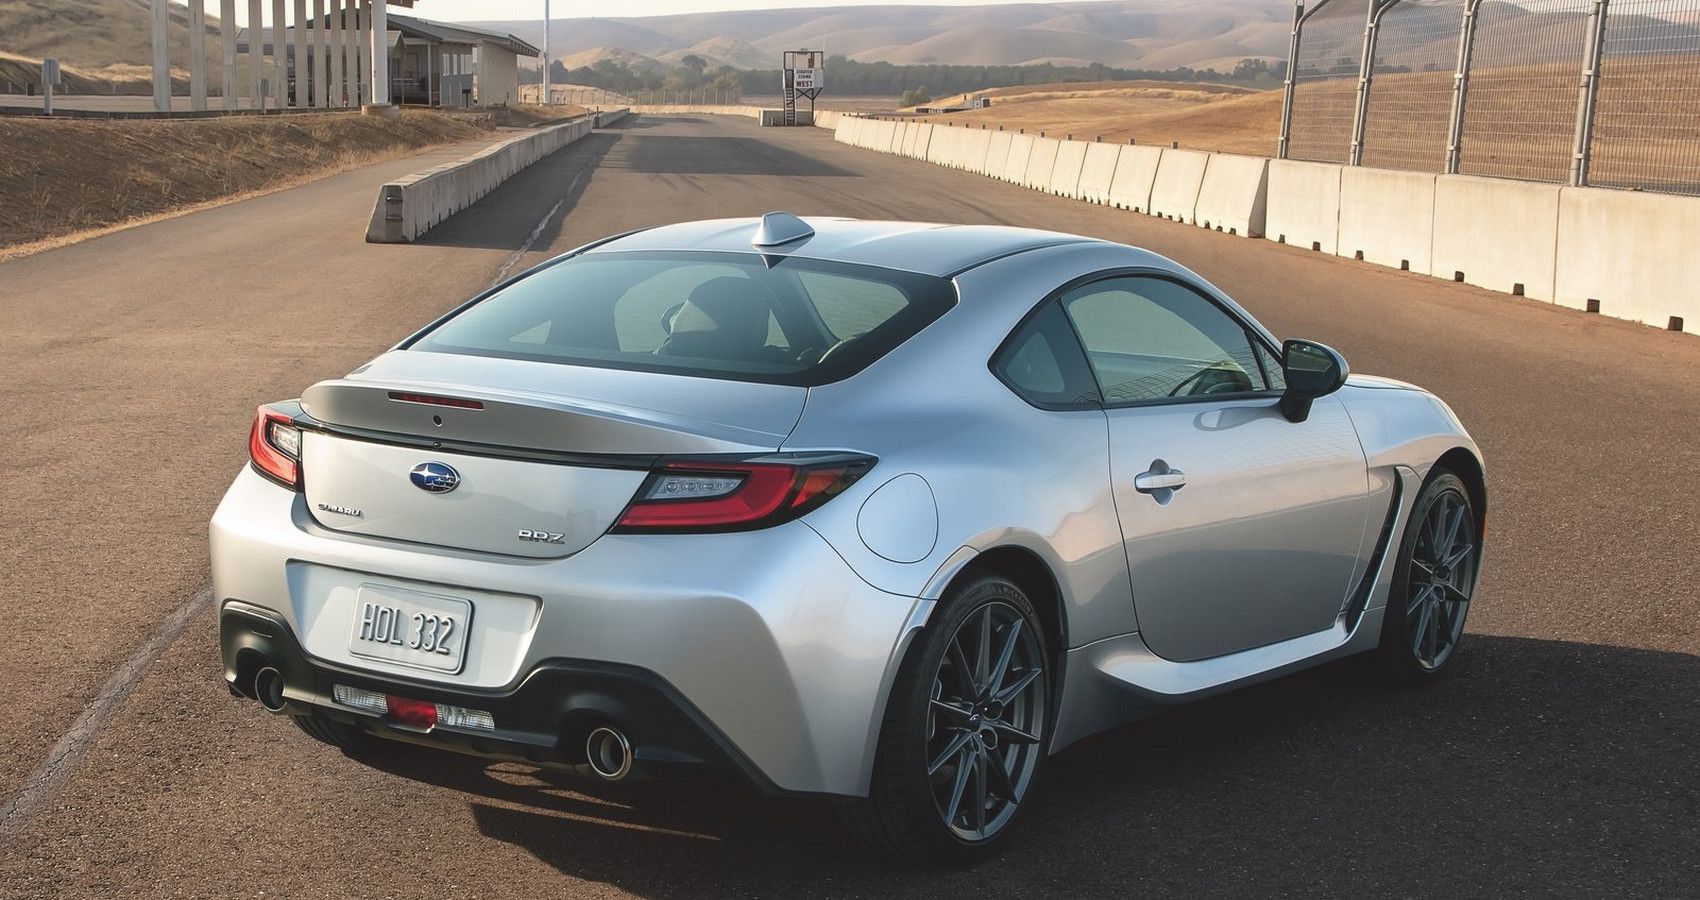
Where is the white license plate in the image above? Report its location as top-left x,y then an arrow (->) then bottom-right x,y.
348,584 -> 473,674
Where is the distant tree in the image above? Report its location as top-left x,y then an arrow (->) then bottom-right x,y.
680,54 -> 709,74
900,86 -> 932,107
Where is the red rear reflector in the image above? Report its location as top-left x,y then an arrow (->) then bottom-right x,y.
385,694 -> 438,729
387,391 -> 485,410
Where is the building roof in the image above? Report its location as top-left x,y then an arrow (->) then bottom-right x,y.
387,14 -> 540,57
247,13 -> 539,58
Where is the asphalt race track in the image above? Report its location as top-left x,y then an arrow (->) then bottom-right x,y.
0,114 -> 1696,898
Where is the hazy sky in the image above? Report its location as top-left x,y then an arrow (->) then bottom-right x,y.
422,0 -> 1042,22
212,0 -> 1052,26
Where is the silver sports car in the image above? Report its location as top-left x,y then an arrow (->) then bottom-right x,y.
213,213 -> 1485,860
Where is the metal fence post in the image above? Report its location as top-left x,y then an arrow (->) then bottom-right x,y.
1570,0 -> 1610,186
1444,0 -> 1483,174
1349,0 -> 1394,166
1278,0 -> 1307,159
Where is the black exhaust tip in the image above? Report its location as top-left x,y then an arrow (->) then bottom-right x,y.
254,667 -> 287,713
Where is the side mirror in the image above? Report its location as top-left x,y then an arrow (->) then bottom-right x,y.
1279,339 -> 1349,423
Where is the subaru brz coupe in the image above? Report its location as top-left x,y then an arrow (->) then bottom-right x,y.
214,213 -> 1485,860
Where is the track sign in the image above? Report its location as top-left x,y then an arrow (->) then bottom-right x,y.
793,68 -> 823,91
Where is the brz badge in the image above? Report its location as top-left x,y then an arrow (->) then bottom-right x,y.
518,529 -> 566,544
316,503 -> 363,518
410,462 -> 460,494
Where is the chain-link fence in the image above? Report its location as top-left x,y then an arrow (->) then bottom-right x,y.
1280,0 -> 1700,195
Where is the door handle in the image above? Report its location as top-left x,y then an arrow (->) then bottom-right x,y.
1134,460 -> 1186,503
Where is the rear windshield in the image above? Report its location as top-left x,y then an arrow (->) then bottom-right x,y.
409,250 -> 957,386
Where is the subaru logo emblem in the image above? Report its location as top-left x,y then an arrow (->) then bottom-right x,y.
410,462 -> 460,494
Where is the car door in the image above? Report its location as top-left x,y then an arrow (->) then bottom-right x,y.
1055,274 -> 1373,662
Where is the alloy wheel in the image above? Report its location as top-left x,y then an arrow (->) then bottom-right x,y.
925,601 -> 1047,842
1405,488 -> 1478,670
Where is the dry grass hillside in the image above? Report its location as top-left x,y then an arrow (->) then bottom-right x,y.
914,81 -> 1282,155
0,49 -> 191,94
0,110 -> 488,253
0,0 -> 221,71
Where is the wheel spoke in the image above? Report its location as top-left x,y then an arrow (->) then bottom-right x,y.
971,750 -> 988,835
928,730 -> 975,775
942,747 -> 973,823
993,668 -> 1042,706
1440,504 -> 1466,558
989,619 -> 1024,697
930,698 -> 974,721
1411,557 -> 1438,579
975,607 -> 993,695
1411,597 -> 1434,659
985,748 -> 1019,801
946,637 -> 977,697
989,719 -> 1041,746
1442,542 -> 1475,570
1406,583 -> 1437,617
1426,498 -> 1449,551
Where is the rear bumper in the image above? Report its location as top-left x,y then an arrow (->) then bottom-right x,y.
210,465 -> 931,797
222,602 -> 787,790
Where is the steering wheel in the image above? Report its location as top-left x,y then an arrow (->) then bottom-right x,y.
1167,365 -> 1252,398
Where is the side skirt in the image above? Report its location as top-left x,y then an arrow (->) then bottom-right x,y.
1048,465 -> 1420,752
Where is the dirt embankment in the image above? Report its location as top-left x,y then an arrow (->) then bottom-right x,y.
0,109 -> 490,254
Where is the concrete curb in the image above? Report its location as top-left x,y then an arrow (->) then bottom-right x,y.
366,109 -> 628,244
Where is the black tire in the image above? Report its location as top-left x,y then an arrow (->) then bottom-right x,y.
293,713 -> 385,753
1375,469 -> 1480,685
842,571 -> 1051,862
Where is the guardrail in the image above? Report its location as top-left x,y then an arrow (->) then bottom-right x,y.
830,114 -> 1694,334
366,110 -> 629,244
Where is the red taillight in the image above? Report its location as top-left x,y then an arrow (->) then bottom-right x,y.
614,456 -> 874,532
248,405 -> 302,490
385,694 -> 438,729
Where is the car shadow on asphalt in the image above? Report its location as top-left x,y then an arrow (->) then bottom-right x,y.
354,635 -> 1700,897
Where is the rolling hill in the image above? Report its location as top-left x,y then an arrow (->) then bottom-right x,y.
470,1 -> 1296,73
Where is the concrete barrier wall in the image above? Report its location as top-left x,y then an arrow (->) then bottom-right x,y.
959,128 -> 994,171
1078,142 -> 1121,204
983,130 -> 1013,178
594,107 -> 632,128
1050,140 -> 1090,198
1193,153 -> 1269,237
1337,167 -> 1436,272
1003,133 -> 1035,183
1265,159 -> 1343,254
368,115 -> 600,243
825,114 -> 1693,337
1431,175 -> 1561,301
926,125 -> 958,166
1023,137 -> 1061,190
1148,148 -> 1209,223
1554,187 -> 1698,331
1108,145 -> 1162,212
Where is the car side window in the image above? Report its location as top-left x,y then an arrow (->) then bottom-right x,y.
991,302 -> 1101,409
1059,276 -> 1273,404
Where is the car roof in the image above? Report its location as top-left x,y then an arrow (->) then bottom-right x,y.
584,215 -> 1107,278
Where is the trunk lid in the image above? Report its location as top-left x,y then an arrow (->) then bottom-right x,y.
296,350 -> 808,558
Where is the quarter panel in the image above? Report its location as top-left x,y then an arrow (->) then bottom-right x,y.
788,243 -> 1178,648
